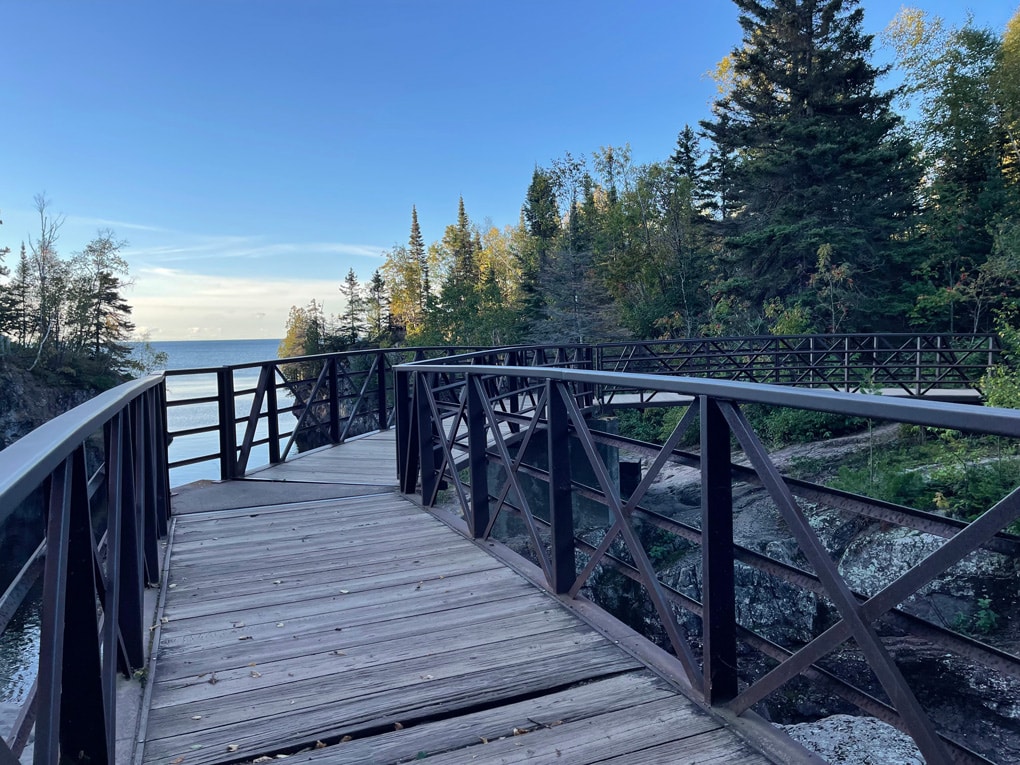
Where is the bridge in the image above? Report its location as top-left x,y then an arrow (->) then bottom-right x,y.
1,333 -> 1017,765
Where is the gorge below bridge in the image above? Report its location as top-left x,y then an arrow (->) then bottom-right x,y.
0,332 -> 1018,765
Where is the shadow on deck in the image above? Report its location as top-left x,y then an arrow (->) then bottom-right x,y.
136,432 -> 813,765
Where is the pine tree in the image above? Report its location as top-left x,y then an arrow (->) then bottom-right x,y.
702,0 -> 918,330
338,267 -> 366,344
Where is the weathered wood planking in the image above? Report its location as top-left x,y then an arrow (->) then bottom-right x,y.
247,430 -> 399,485
140,438 -> 778,765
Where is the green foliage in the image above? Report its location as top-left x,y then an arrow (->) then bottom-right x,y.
830,430 -> 1020,522
702,0 -> 919,331
742,405 -> 869,448
954,595 -> 1001,636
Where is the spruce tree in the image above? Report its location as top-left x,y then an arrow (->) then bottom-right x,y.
702,0 -> 918,330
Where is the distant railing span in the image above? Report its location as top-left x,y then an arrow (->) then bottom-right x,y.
0,375 -> 170,764
396,348 -> 1020,765
162,334 -> 996,483
597,333 -> 998,403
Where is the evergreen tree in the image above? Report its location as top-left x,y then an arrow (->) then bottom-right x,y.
338,268 -> 366,345
364,269 -> 390,342
702,0 -> 918,330
436,198 -> 482,343
409,205 -> 431,319
519,169 -> 560,330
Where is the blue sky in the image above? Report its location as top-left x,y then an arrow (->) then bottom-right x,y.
2,1 -> 1017,340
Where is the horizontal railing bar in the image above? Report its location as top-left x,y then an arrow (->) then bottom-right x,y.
397,363 -> 1020,436
0,375 -> 164,515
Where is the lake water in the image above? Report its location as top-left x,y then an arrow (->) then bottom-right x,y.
0,338 -> 284,747
136,338 -> 285,487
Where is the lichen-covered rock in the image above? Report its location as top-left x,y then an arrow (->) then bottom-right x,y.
782,714 -> 924,765
837,525 -> 1019,626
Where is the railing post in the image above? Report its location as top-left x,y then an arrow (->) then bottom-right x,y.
416,372 -> 439,504
216,367 -> 237,480
916,335 -> 923,397
329,357 -> 341,443
701,395 -> 737,704
376,351 -> 389,430
266,365 -> 281,464
466,375 -> 489,538
547,381 -> 575,595
395,369 -> 419,494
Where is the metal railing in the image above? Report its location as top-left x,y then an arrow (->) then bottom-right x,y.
596,333 -> 999,402
0,375 -> 170,764
163,344 -> 593,484
395,356 -> 1020,765
161,334 -> 996,485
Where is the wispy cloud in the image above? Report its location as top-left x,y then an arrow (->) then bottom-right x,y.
124,233 -> 388,263
65,215 -> 171,233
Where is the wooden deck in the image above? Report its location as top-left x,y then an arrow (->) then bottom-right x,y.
135,431 -> 799,765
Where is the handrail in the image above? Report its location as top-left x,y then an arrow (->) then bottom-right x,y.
0,373 -> 171,763
159,334 -> 996,484
395,354 -> 1020,765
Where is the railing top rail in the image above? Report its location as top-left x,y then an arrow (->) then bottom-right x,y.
162,345 -> 489,377
394,362 -> 1020,437
0,373 -> 165,512
594,332 -> 1000,349
399,343 -> 591,367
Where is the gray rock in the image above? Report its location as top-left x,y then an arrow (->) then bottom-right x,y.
782,714 -> 924,765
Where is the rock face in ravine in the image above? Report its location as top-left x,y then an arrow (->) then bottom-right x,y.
0,364 -> 100,451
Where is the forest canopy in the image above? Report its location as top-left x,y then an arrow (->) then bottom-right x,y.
283,1 -> 1019,354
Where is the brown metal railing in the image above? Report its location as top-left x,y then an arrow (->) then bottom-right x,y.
395,358 -> 1020,765
0,375 -> 170,764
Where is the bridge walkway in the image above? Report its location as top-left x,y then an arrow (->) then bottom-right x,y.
135,431 -> 804,765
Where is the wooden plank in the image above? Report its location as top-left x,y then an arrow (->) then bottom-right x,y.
596,727 -> 770,765
155,595 -> 556,677
143,638 -> 639,765
387,695 -> 722,764
155,570 -> 534,653
161,567 -> 526,624
152,618 -> 591,707
283,671 -> 682,764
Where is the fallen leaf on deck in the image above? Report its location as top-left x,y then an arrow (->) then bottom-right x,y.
339,589 -> 350,594
250,671 -> 262,678
420,674 -> 433,680
191,715 -> 202,720
480,737 -> 489,744
272,579 -> 283,585
394,722 -> 404,730
314,741 -> 326,749
207,674 -> 218,685
168,583 -> 177,589
171,758 -> 184,764
276,622 -> 285,627
341,736 -> 353,743
513,727 -> 528,736
226,744 -> 239,752
238,635 -> 253,640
